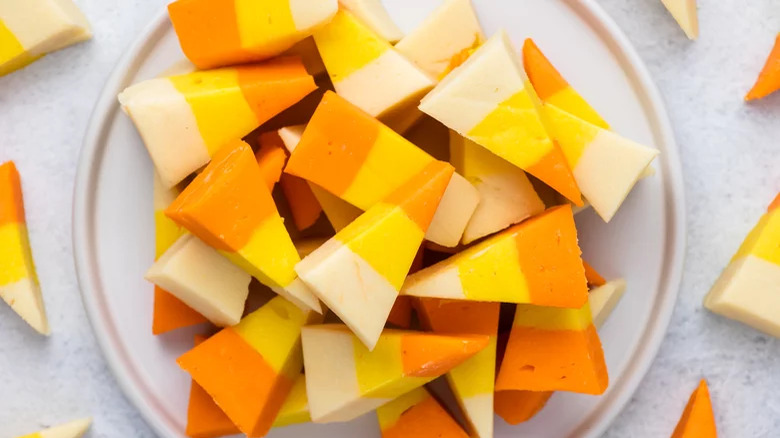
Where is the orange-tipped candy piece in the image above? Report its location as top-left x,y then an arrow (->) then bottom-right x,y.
671,379 -> 717,438
746,33 -> 780,101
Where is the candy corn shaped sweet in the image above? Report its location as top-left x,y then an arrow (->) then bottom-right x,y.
339,0 -> 404,43
419,30 -> 582,206
376,387 -> 469,438
671,379 -> 717,438
543,104 -> 658,222
495,300 -> 609,394
146,234 -> 251,327
494,278 -> 624,424
296,161 -> 453,349
746,33 -> 780,101
152,173 -> 207,335
313,10 -> 434,132
14,418 -> 92,438
415,299 -> 500,438
168,0 -> 337,69
450,132 -> 545,244
0,0 -> 91,76
301,324 -> 489,423
186,335 -> 240,438
179,297 -> 322,437
402,205 -> 588,308
705,195 -> 780,337
273,374 -> 311,427
118,58 -> 316,188
286,91 -> 479,247
0,162 -> 49,335
395,0 -> 484,79
660,0 -> 698,40
522,38 -> 608,129
166,140 -> 321,313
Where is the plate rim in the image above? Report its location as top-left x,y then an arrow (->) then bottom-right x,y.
72,2 -> 687,437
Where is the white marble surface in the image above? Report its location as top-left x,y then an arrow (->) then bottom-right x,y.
1,0 -> 779,437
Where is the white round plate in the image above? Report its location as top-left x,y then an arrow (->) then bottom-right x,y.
74,1 -> 686,437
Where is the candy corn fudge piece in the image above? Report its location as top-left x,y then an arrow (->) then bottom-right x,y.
402,205 -> 588,308
0,162 -> 49,335
256,132 -> 288,190
339,0 -> 404,43
589,278 -> 627,328
301,324 -> 489,422
660,0 -> 698,40
522,38 -> 608,129
0,0 -> 91,76
273,374 -> 311,427
296,161 -> 453,348
152,173 -> 207,335
179,297 -> 322,437
166,140 -> 321,313
376,387 -> 469,438
494,277 -> 624,424
186,335 -> 240,438
450,132 -> 545,244
746,33 -> 780,101
286,91 -> 479,247
14,418 -> 92,438
118,58 -> 316,188
704,195 -> 780,337
415,299 -> 500,438
146,234 -> 251,327
495,300 -> 609,394
312,10 -> 434,131
395,0 -> 484,79
419,30 -> 582,206
543,104 -> 658,222
671,379 -> 717,437
168,0 -> 337,69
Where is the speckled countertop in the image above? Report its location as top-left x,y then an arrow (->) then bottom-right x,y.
1,0 -> 780,437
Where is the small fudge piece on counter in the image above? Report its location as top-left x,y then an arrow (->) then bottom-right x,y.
178,296 -> 322,437
0,161 -> 49,335
296,161 -> 453,349
376,387 -> 469,438
146,234 -> 251,327
285,91 -> 479,247
670,379 -> 717,438
660,0 -> 699,40
166,140 -> 321,313
419,30 -> 582,206
301,324 -> 489,423
402,205 -> 588,308
746,33 -> 780,101
705,194 -> 780,337
312,10 -> 434,133
13,418 -> 92,438
168,0 -> 337,69
0,0 -> 91,76
118,58 -> 316,188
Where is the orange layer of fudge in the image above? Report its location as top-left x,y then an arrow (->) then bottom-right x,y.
704,194 -> 780,337
186,335 -> 240,438
415,299 -> 499,438
152,172 -> 207,335
178,297 -> 321,437
301,324 -> 489,423
402,205 -> 588,308
166,140 -> 320,313
0,161 -> 49,334
168,0 -> 337,69
522,38 -> 608,129
419,30 -> 582,206
746,33 -> 780,101
376,387 -> 469,438
285,91 -> 479,247
256,132 -> 288,190
495,300 -> 608,395
671,379 -> 717,438
118,58 -> 316,188
295,161 -> 453,349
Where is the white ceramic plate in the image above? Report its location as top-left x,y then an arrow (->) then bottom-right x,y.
74,1 -> 686,437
